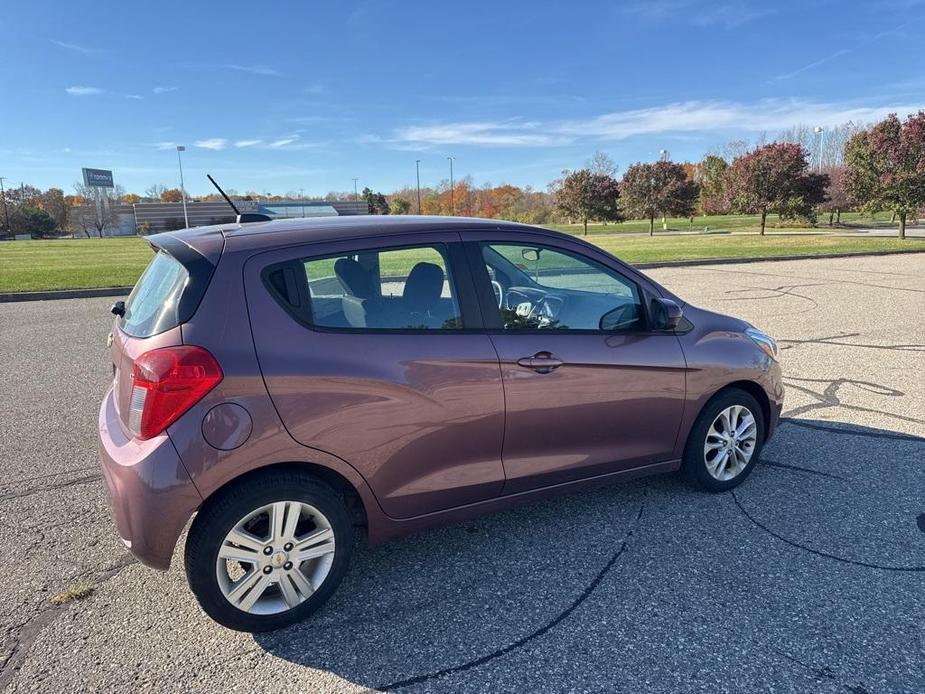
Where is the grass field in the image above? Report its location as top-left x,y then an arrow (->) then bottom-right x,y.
1,223 -> 923,293
548,211 -> 902,235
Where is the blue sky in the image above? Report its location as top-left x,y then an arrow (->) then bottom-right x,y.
1,1 -> 923,197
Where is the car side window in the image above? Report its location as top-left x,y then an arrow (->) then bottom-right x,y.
481,243 -> 644,332
294,244 -> 462,330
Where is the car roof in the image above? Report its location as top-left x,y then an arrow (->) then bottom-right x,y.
157,215 -> 573,254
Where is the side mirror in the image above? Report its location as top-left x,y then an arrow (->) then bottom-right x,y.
521,248 -> 540,262
110,300 -> 125,317
651,297 -> 682,331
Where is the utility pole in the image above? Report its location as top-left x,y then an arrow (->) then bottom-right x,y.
0,177 -> 10,235
415,160 -> 422,215
447,156 -> 455,215
300,188 -> 305,217
352,178 -> 359,201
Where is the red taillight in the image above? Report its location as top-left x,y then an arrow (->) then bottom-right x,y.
129,346 -> 223,440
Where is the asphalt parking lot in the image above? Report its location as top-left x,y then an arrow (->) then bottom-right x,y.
1,253 -> 923,693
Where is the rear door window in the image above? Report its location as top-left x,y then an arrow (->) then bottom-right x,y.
267,244 -> 463,330
120,251 -> 189,337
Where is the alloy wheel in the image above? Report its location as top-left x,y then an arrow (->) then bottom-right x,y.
703,405 -> 758,481
215,501 -> 336,615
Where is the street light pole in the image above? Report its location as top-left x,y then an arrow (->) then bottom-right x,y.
0,177 -> 10,235
352,178 -> 359,201
415,160 -> 422,215
813,126 -> 825,171
176,146 -> 190,228
300,188 -> 304,218
447,156 -> 455,215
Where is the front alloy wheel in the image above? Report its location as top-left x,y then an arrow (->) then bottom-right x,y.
684,388 -> 766,492
703,405 -> 758,481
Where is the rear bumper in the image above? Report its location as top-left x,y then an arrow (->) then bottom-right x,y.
98,388 -> 202,570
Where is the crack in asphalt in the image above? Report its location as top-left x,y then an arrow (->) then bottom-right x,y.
0,554 -> 136,691
375,497 -> 647,691
782,377 -> 925,427
762,458 -> 848,481
781,418 -> 925,444
720,283 -> 821,314
779,332 -> 925,353
730,490 -> 925,573
0,472 -> 101,503
693,265 -> 925,294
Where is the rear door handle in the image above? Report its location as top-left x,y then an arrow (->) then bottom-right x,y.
516,353 -> 564,373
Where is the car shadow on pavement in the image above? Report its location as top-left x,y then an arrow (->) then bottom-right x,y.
253,418 -> 925,693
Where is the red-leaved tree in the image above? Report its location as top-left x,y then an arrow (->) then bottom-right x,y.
554,169 -> 622,235
844,111 -> 925,239
725,143 -> 828,235
620,160 -> 700,235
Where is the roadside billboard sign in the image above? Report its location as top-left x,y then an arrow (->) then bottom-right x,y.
82,168 -> 114,188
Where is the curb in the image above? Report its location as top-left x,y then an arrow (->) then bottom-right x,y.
0,286 -> 134,303
631,248 -> 925,270
1,248 -> 923,304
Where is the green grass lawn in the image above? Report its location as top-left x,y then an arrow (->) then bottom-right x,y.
548,211 -> 901,235
1,227 -> 923,293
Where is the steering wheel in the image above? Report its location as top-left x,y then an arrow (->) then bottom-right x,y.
491,280 -> 504,308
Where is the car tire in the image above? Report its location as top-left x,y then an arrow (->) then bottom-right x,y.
683,388 -> 766,493
185,470 -> 353,632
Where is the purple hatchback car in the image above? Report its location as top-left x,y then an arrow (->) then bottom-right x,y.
99,216 -> 783,631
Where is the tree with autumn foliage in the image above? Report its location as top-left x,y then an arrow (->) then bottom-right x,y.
160,188 -> 184,203
553,169 -> 621,235
819,166 -> 850,225
844,111 -> 925,239
620,160 -> 700,235
696,155 -> 729,214
724,143 -> 828,235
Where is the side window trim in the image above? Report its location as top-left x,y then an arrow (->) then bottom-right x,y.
466,239 -> 653,334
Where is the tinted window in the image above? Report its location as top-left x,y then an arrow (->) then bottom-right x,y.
288,244 -> 462,330
121,251 -> 189,337
482,243 -> 643,331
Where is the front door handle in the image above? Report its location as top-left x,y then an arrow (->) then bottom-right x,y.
516,352 -> 564,373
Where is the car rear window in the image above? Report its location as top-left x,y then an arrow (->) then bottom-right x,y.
120,251 -> 189,337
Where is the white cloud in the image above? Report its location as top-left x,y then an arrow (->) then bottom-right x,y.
392,99 -> 925,148
152,86 -> 179,94
305,83 -> 328,95
125,94 -> 144,100
269,136 -> 299,148
222,64 -> 281,76
194,138 -> 228,150
154,142 -> 177,150
235,139 -> 263,148
51,40 -> 106,55
395,121 -> 569,147
65,86 -> 102,96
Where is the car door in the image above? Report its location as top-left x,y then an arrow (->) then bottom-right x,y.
461,230 -> 687,495
244,232 -> 506,519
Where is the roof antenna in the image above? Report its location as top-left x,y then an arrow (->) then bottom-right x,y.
207,174 -> 272,223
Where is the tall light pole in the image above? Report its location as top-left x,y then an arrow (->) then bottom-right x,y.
447,156 -> 455,215
299,188 -> 304,218
0,177 -> 10,235
352,178 -> 359,201
176,146 -> 190,228
415,160 -> 422,215
814,126 -> 825,171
